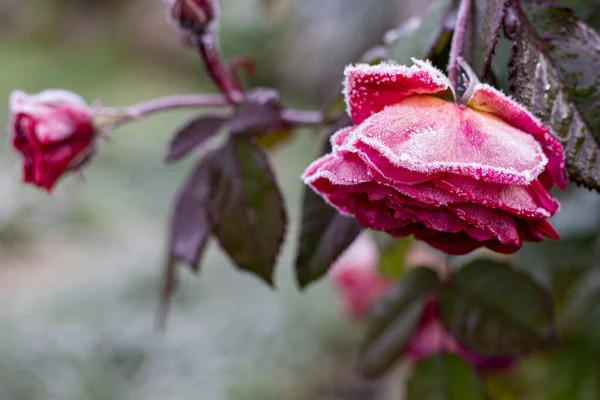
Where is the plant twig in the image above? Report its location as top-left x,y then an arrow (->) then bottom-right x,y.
125,94 -> 229,118
100,94 -> 327,128
195,32 -> 244,103
447,0 -> 472,90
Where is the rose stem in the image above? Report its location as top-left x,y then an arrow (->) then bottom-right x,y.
190,4 -> 245,104
442,254 -> 452,280
195,32 -> 244,104
125,94 -> 228,118
117,94 -> 324,127
447,0 -> 472,90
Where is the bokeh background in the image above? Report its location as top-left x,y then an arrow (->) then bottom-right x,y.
0,1 -> 423,399
1,1 -> 600,399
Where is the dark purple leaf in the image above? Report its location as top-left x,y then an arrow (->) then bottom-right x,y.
169,156 -> 216,270
439,260 -> 556,356
506,0 -> 600,191
295,121 -> 362,289
158,155 -> 218,328
359,267 -> 440,379
230,88 -> 283,136
209,137 -> 286,285
463,0 -> 509,78
165,115 -> 228,163
406,354 -> 485,400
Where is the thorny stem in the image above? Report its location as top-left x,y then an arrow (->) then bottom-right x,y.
447,0 -> 472,90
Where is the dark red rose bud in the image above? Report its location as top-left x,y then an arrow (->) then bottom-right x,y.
166,0 -> 217,37
9,90 -> 97,192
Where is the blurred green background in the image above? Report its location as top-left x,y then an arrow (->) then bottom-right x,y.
2,1 -> 600,399
0,1 -> 421,399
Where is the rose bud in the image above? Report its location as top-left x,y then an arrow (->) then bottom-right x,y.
9,89 -> 97,192
406,300 -> 516,372
328,233 -> 393,320
165,0 -> 217,37
303,59 -> 567,255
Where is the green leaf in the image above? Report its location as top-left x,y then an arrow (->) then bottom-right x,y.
165,115 -> 228,163
406,354 -> 485,400
463,0 -> 509,78
439,259 -> 555,356
545,339 -> 600,400
372,232 -> 411,278
295,126 -> 362,289
514,234 -> 596,307
359,268 -> 440,378
209,137 -> 286,285
507,0 -> 600,191
388,0 -> 456,68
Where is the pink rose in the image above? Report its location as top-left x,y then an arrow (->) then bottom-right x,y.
407,300 -> 515,372
328,234 -> 393,320
10,90 -> 96,191
303,60 -> 566,255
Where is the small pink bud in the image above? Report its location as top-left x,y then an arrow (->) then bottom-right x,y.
166,0 -> 217,37
328,234 -> 393,320
9,90 -> 97,192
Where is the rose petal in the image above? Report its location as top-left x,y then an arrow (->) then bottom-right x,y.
417,230 -> 486,255
302,153 -> 372,191
516,219 -> 559,242
464,225 -> 496,241
467,83 -> 567,189
330,126 -> 355,152
335,129 -> 442,185
338,193 -> 411,230
433,174 -> 557,218
449,203 -> 520,246
344,59 -> 452,125
346,96 -> 548,186
366,167 -> 464,207
529,180 -> 560,215
400,205 -> 466,233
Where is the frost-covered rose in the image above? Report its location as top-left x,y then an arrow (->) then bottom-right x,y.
10,90 -> 96,191
303,60 -> 566,254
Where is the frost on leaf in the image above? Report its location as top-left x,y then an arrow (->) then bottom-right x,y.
507,0 -> 600,191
